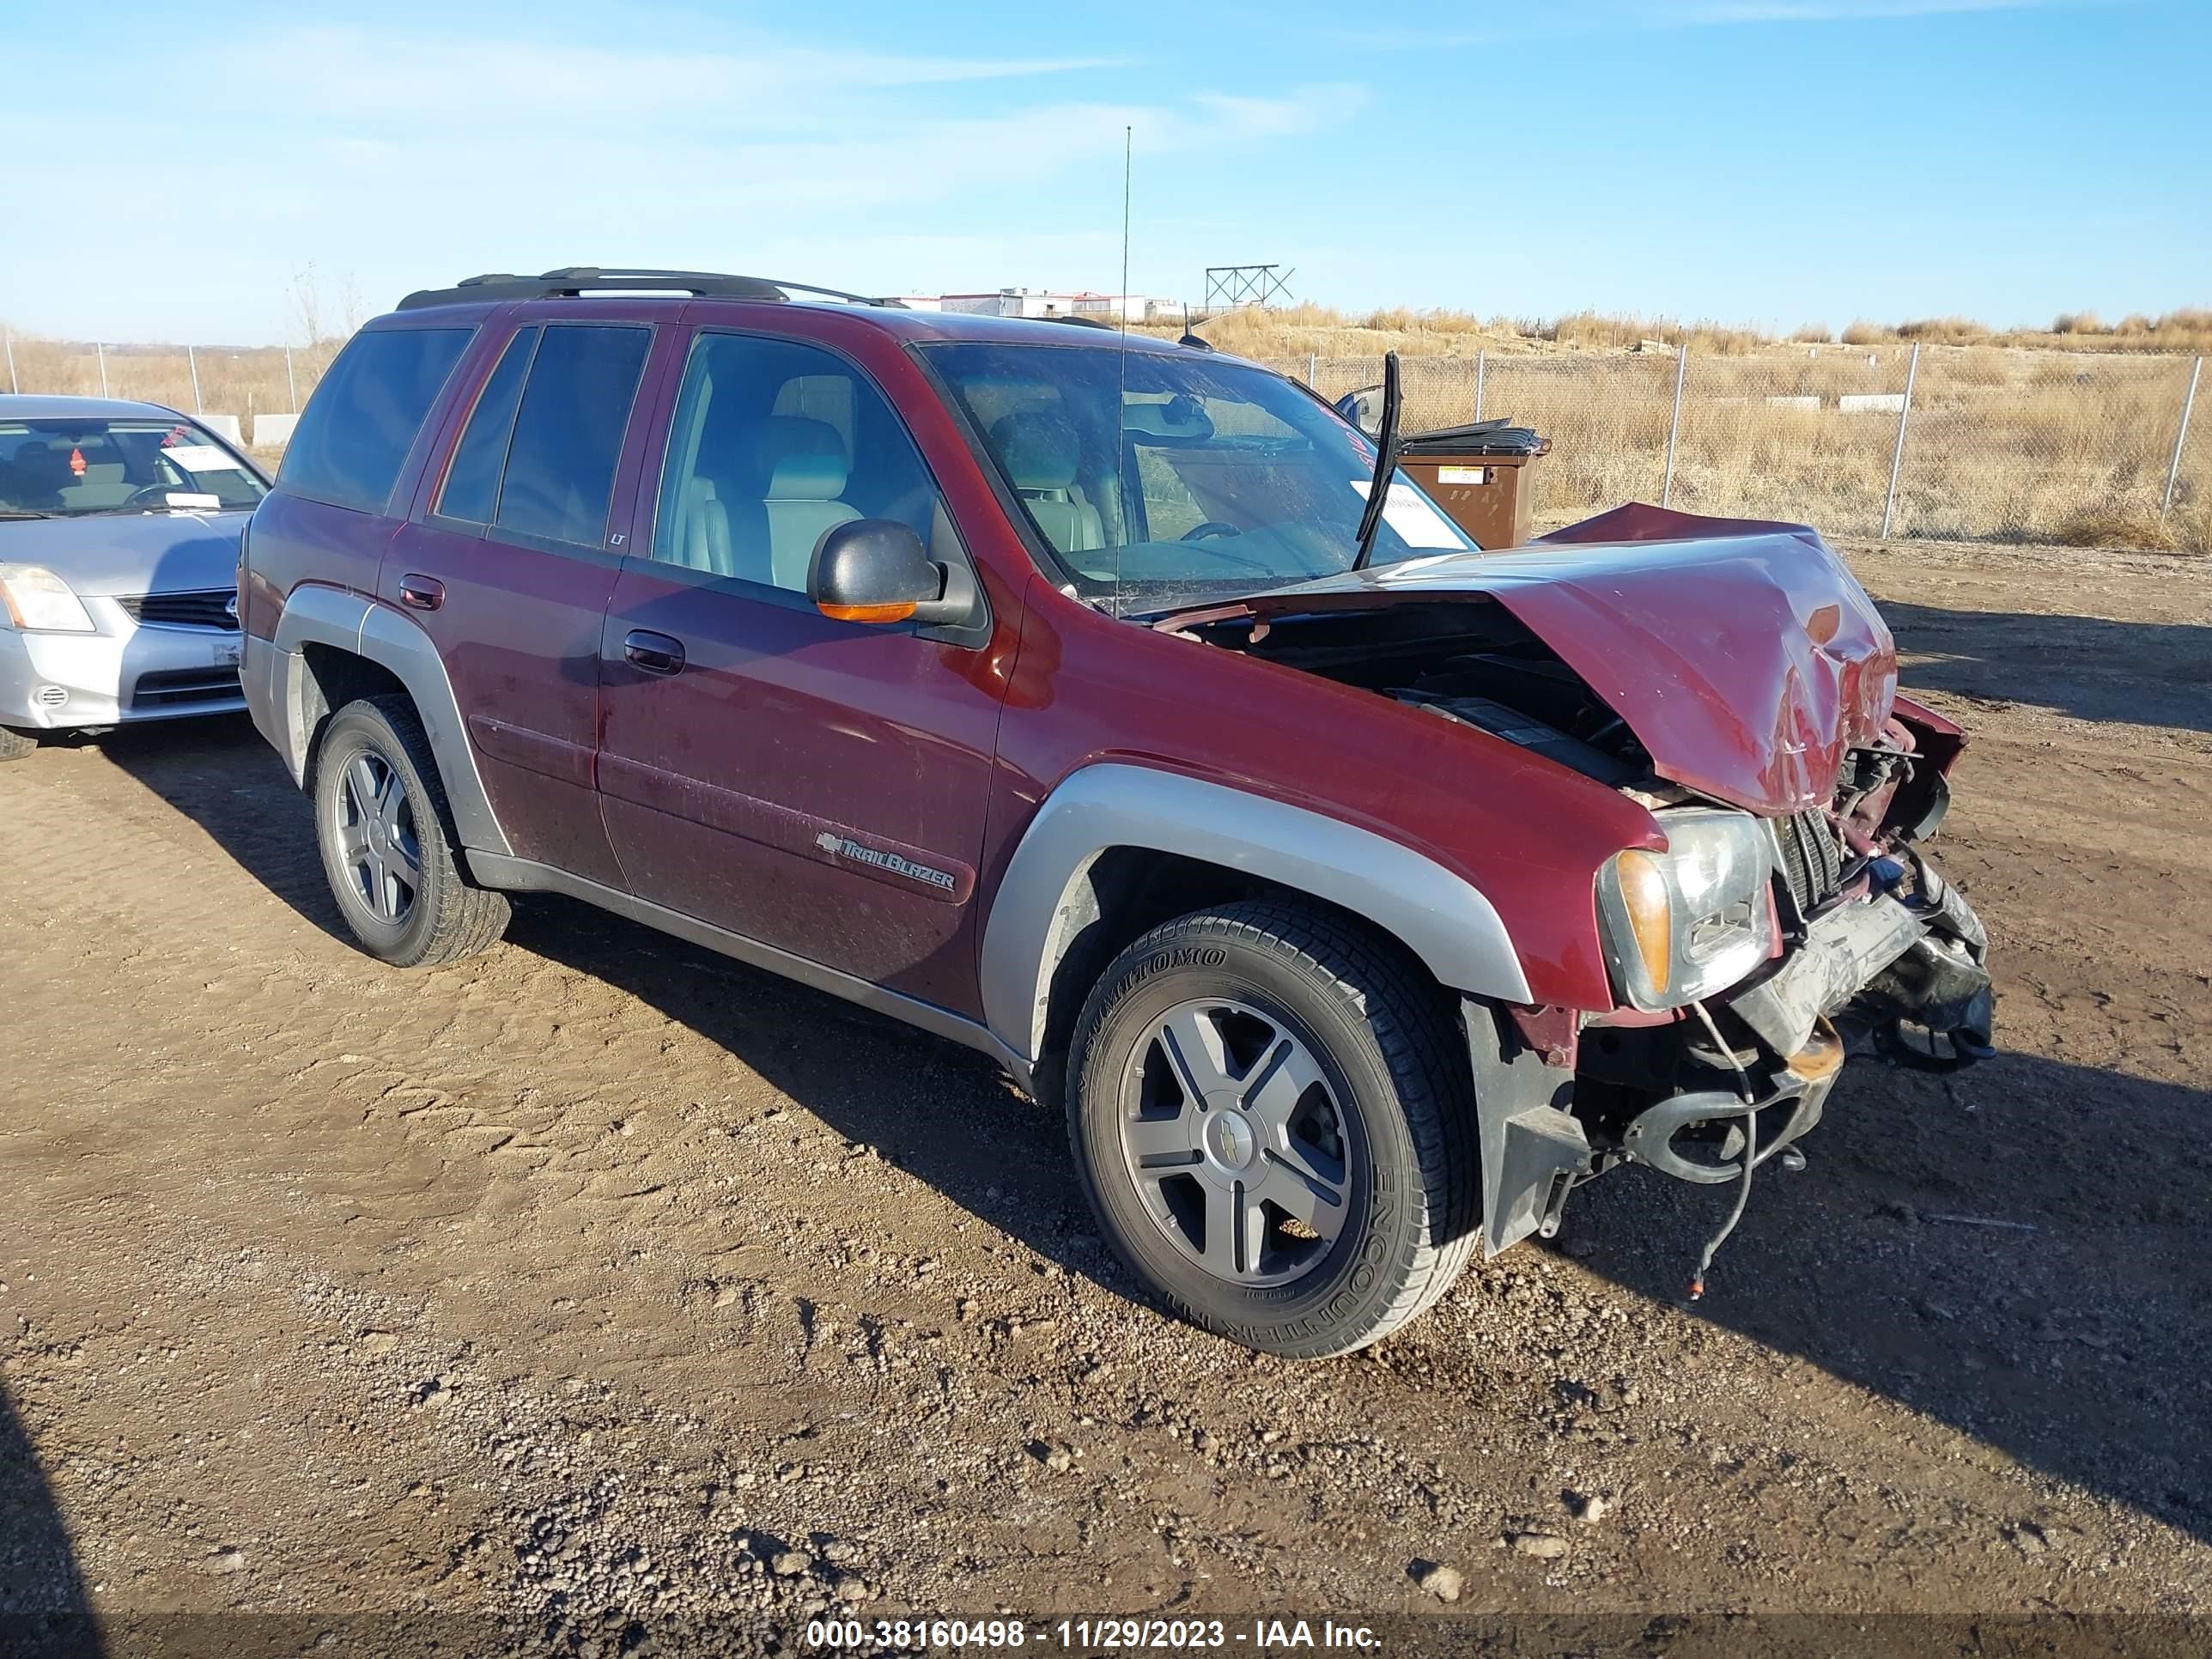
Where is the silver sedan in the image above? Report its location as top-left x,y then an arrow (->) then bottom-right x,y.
1,395 -> 269,761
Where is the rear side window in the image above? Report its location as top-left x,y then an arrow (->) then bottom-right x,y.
494,325 -> 652,547
278,327 -> 472,514
436,327 -> 538,524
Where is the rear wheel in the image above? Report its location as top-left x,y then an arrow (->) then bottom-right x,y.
313,696 -> 509,968
1066,900 -> 1480,1358
0,726 -> 39,763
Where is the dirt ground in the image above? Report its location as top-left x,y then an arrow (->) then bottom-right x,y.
3,539 -> 2209,1656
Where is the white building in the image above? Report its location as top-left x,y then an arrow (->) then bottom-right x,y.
926,288 -> 1175,322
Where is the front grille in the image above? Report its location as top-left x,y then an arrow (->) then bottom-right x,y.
1775,808 -> 1845,918
131,667 -> 241,710
116,590 -> 239,631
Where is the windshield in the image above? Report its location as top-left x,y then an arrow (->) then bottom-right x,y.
0,417 -> 268,517
921,341 -> 1478,611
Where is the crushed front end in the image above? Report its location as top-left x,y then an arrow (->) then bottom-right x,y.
1473,694 -> 1994,1283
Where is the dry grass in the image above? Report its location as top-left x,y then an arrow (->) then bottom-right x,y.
2,326 -> 340,441
8,295 -> 2206,554
2052,504 -> 2182,552
1279,342 -> 2210,554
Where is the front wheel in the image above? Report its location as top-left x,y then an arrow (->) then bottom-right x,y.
1066,901 -> 1480,1358
312,696 -> 510,968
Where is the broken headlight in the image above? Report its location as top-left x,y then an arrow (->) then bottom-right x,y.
1598,808 -> 1776,1011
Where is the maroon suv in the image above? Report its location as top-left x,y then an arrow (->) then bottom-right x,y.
240,268 -> 1993,1357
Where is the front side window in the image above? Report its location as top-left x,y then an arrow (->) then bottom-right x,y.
921,341 -> 1476,613
650,333 -> 950,592
0,417 -> 268,516
494,325 -> 653,547
278,326 -> 472,514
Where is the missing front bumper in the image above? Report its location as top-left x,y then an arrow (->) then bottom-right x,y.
1468,859 -> 1995,1256
1726,863 -> 1995,1071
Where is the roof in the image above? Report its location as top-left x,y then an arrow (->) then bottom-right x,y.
389,295 -> 1207,357
0,393 -> 188,422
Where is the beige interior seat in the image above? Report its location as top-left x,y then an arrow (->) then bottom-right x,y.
678,477 -> 732,575
756,416 -> 860,588
989,410 -> 1102,554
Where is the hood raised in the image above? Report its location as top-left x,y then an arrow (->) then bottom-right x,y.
1203,504 -> 1898,815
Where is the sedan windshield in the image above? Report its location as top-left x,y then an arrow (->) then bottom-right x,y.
0,417 -> 269,516
921,341 -> 1477,612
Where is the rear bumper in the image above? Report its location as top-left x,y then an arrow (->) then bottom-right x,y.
0,600 -> 245,729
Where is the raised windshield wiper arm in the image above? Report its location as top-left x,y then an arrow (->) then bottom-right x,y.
1350,349 -> 1402,572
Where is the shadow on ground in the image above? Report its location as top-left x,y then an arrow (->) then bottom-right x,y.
1881,599 -> 2212,732
0,1383 -> 100,1656
89,714 -> 2212,1559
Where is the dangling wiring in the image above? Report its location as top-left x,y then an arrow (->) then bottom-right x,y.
1686,998 -> 1759,1301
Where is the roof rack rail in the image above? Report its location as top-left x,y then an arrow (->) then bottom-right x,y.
396,267 -> 906,312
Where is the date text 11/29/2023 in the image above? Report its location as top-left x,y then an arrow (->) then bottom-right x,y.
803,1618 -> 1382,1650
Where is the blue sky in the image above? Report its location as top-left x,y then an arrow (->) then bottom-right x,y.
5,0 -> 2205,343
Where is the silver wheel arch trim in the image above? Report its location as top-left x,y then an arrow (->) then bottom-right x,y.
260,585 -> 510,856
979,763 -> 1532,1066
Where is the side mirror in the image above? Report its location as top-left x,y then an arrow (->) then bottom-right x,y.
809,519 -> 940,624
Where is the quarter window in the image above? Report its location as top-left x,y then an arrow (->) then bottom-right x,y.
494,325 -> 653,547
278,327 -> 473,514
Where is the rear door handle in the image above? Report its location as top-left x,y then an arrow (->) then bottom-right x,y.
623,629 -> 685,676
398,574 -> 445,611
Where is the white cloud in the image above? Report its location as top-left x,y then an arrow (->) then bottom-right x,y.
201,25 -> 1128,130
9,15 -> 1363,341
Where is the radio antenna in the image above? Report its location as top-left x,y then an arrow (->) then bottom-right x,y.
1111,123 -> 1132,619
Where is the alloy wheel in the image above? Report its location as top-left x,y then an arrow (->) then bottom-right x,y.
1117,998 -> 1353,1287
333,749 -> 422,925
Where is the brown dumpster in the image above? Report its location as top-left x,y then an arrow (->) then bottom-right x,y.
1395,420 -> 1552,550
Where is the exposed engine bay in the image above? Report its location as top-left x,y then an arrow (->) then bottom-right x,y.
1170,585 -> 1994,1290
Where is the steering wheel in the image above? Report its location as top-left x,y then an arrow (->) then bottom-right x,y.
1179,521 -> 1242,542
125,483 -> 182,506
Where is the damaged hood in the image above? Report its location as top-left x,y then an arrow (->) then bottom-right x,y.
1190,504 -> 1898,814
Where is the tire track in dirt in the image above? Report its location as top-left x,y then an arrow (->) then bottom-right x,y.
3,544 -> 2210,1630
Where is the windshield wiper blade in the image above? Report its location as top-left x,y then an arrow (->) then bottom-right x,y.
0,508 -> 57,520
1350,349 -> 1402,572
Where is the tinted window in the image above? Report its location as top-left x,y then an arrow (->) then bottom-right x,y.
495,325 -> 652,547
651,334 -> 947,592
436,327 -> 538,524
278,327 -> 472,514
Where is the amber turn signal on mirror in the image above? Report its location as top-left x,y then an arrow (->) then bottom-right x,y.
817,599 -> 919,624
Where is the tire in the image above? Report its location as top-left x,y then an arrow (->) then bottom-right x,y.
312,695 -> 510,968
1066,900 -> 1480,1358
0,726 -> 39,763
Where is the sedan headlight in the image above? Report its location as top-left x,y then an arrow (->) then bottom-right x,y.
1597,808 -> 1777,1010
0,565 -> 96,633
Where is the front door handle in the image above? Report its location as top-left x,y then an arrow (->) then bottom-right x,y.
623,629 -> 686,676
398,574 -> 444,611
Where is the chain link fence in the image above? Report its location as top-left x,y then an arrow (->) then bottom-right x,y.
2,334 -> 337,453
6,327 -> 2206,550
1265,343 -> 2211,551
